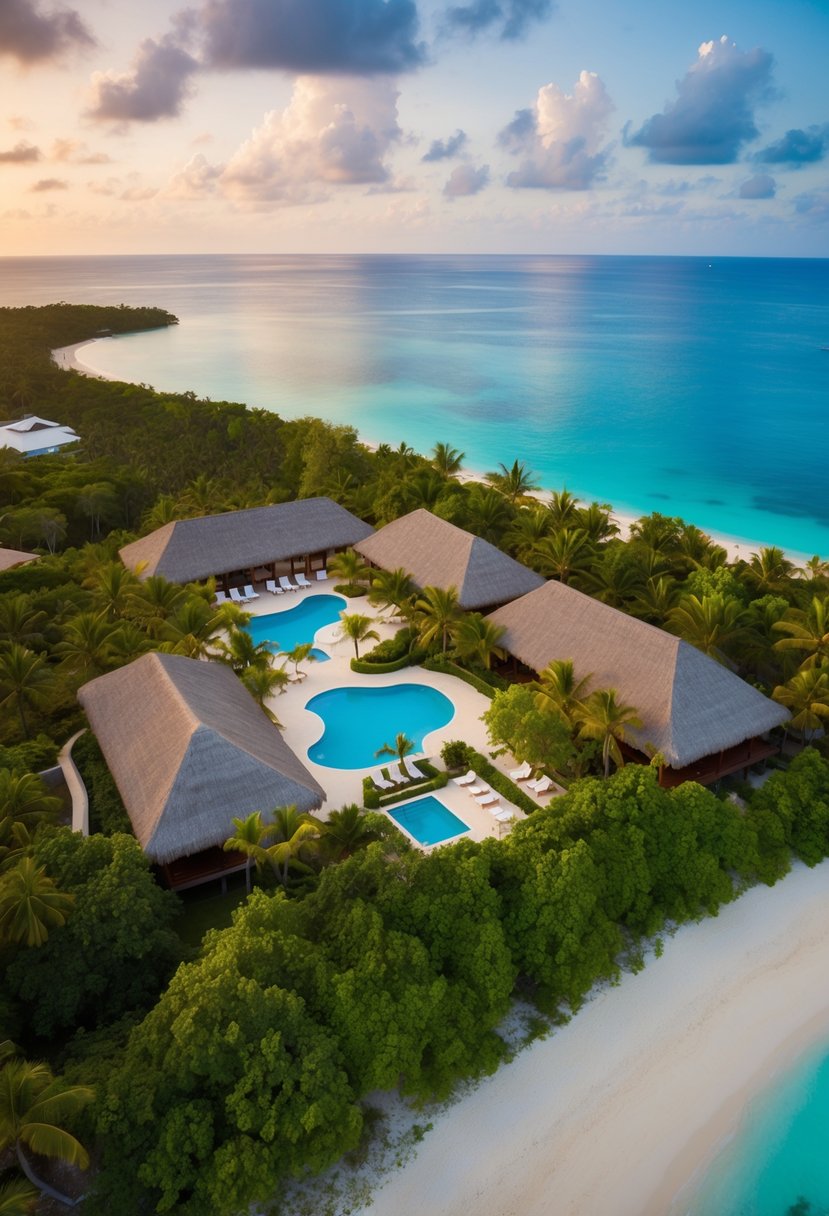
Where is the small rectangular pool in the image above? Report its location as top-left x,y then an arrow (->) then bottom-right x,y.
385,795 -> 470,847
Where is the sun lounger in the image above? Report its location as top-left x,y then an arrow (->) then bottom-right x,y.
294,573 -> 312,588
467,782 -> 488,797
509,760 -> 532,781
527,774 -> 553,794
403,756 -> 425,781
316,569 -> 328,581
215,589 -> 228,604
229,587 -> 247,604
243,584 -> 260,600
475,791 -> 499,807
265,579 -> 284,595
372,771 -> 394,791
279,576 -> 299,592
387,763 -> 406,785
452,770 -> 477,787
493,809 -> 513,823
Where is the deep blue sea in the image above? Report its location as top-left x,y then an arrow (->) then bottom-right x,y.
1,254 -> 827,556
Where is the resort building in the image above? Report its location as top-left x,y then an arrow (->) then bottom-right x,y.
78,652 -> 326,889
0,415 -> 79,457
354,508 -> 545,610
487,580 -> 789,787
119,496 -> 374,591
0,547 -> 40,572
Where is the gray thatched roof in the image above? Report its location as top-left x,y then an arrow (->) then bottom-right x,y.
486,580 -> 789,769
354,508 -> 544,609
119,497 -> 373,583
0,547 -> 39,572
78,652 -> 325,864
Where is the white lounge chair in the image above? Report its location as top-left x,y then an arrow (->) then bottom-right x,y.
229,587 -> 247,604
475,791 -> 499,807
509,760 -> 532,781
295,573 -> 312,588
265,579 -> 284,596
403,756 -> 425,781
279,576 -> 299,592
316,569 -> 328,581
214,589 -> 228,604
452,770 -> 477,787
243,584 -> 260,600
528,774 -> 553,794
467,782 -> 488,797
372,770 -> 394,791
387,763 -> 406,785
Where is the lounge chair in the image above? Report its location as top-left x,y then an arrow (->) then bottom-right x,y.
214,590 -> 228,604
279,575 -> 299,592
403,756 -> 425,781
467,782 -> 488,797
509,760 -> 532,781
475,791 -> 499,807
452,770 -> 477,787
316,569 -> 328,581
372,771 -> 394,791
229,587 -> 247,604
295,573 -> 312,588
387,762 -> 406,785
528,774 -> 553,794
265,579 -> 284,595
243,584 -> 260,600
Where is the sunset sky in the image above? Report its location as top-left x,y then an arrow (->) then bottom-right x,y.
1,0 -> 827,256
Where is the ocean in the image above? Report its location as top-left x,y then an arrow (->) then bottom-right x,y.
1,253 -> 827,556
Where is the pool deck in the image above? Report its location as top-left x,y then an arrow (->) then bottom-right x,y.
240,584 -> 541,843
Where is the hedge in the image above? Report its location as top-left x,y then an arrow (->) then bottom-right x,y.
362,764 -> 447,811
465,747 -> 539,814
351,654 -> 413,675
422,657 -> 507,698
333,582 -> 368,597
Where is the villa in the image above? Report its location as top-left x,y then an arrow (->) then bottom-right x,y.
0,414 -> 79,457
354,508 -> 545,610
78,651 -> 326,889
118,496 -> 374,592
0,547 -> 40,572
487,580 -> 790,787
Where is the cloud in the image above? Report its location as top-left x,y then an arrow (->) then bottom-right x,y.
443,0 -> 553,40
0,141 -> 41,164
8,115 -> 35,131
754,125 -> 829,166
793,190 -> 829,222
87,34 -> 199,124
50,138 -> 110,164
443,161 -> 489,197
627,35 -> 775,165
30,177 -> 67,191
0,0 -> 94,64
182,76 -> 402,206
198,0 -> 424,73
500,70 -> 613,190
422,129 -> 467,162
739,173 -> 776,199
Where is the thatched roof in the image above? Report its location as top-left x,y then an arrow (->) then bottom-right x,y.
354,508 -> 544,610
119,497 -> 373,583
0,547 -> 39,572
487,580 -> 789,769
78,652 -> 325,864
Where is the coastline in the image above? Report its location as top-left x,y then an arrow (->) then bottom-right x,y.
51,339 -> 810,565
361,861 -> 829,1216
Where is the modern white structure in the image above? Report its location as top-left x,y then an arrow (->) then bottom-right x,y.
0,415 -> 79,457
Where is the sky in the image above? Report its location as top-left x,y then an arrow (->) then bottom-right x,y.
1,0 -> 828,256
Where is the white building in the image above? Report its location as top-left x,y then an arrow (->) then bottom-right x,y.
0,415 -> 79,457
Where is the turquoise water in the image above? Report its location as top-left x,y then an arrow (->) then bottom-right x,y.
245,593 -> 345,660
2,254 -> 827,558
385,795 -> 470,847
305,683 -> 454,768
682,1036 -> 829,1216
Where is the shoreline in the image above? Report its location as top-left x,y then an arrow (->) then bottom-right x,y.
51,339 -> 813,565
361,861 -> 829,1216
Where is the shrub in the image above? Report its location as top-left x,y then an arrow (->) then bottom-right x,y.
333,582 -> 366,598
351,655 -> 412,675
362,777 -> 381,809
465,747 -> 538,814
362,627 -> 418,664
0,732 -> 59,773
72,731 -> 132,835
441,739 -> 471,771
422,657 -> 506,698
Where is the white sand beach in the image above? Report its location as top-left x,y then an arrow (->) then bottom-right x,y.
363,861 -> 829,1216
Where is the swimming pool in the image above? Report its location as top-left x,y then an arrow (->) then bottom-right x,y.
245,593 -> 346,661
386,795 -> 470,847
305,683 -> 455,769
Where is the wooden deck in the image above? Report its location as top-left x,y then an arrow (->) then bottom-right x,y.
654,736 -> 780,788
161,847 -> 248,892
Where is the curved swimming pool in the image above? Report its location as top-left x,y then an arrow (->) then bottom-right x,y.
306,683 -> 455,769
245,593 -> 345,661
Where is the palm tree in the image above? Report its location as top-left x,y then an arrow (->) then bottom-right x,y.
675,525 -> 727,572
327,548 -> 370,587
534,658 -> 592,728
415,585 -> 461,655
772,668 -> 829,737
320,804 -> 384,862
176,473 -> 223,517
0,858 -> 74,948
282,641 -> 317,679
0,1058 -> 93,1205
368,567 -> 417,621
165,605 -> 239,662
0,647 -> 55,739
140,494 -> 178,532
337,612 -> 380,660
576,689 -> 643,778
573,501 -> 619,544
125,575 -> 186,635
580,556 -> 642,608
223,811 -> 272,894
0,1176 -> 38,1215
84,561 -> 141,621
741,546 -> 796,595
240,665 -> 288,725
547,488 -> 580,528
773,597 -> 829,670
630,575 -> 680,624
452,613 -> 506,670
800,555 -> 829,586
75,482 -> 117,540
376,732 -> 416,767
504,507 -> 551,563
461,485 -> 513,543
0,597 -> 48,651
432,442 -> 465,478
54,613 -> 124,683
0,773 -> 61,855
485,459 -> 540,506
402,470 -> 448,512
264,806 -> 322,887
532,528 -> 595,585
666,593 -> 747,665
